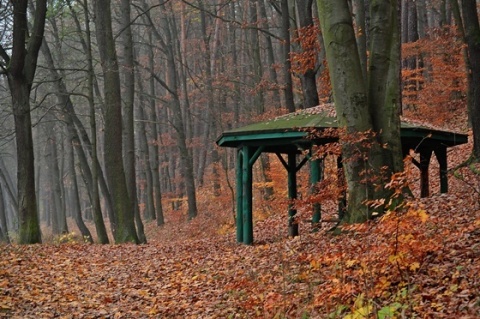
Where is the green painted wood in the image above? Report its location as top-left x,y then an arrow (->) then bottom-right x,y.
311,157 -> 322,224
420,149 -> 433,198
242,146 -> 253,245
435,147 -> 448,193
218,106 -> 469,245
287,152 -> 297,222
236,149 -> 243,243
249,146 -> 265,166
216,106 -> 468,151
337,156 -> 346,220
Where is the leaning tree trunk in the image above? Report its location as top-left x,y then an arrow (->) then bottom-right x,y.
94,0 -> 139,243
67,138 -> 93,243
1,0 -> 47,243
38,25 -> 110,243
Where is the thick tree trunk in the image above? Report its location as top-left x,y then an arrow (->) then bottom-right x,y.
94,0 -> 138,243
2,0 -> 47,244
318,0 -> 373,222
317,0 -> 404,223
461,0 -> 480,159
352,0 -> 367,81
120,0 -> 146,244
369,0 -> 404,196
10,79 -> 42,243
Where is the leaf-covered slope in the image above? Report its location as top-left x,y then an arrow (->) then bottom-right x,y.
1,194 -> 479,318
1,138 -> 479,319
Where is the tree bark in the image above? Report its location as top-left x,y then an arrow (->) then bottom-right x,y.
67,136 -> 93,243
159,5 -> 198,219
296,0 -> 320,108
1,0 -> 47,243
317,0 -> 404,223
119,0 -> 146,244
461,0 -> 480,158
281,0 -> 296,111
38,15 -> 110,243
45,120 -> 68,235
0,183 -> 10,243
94,0 -> 139,243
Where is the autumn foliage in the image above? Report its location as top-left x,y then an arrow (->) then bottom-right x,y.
1,15 -> 480,319
1,135 -> 479,317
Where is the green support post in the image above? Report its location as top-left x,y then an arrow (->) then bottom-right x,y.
242,146 -> 253,245
419,149 -> 432,198
236,149 -> 243,243
337,156 -> 346,220
310,156 -> 322,224
435,147 -> 448,193
287,152 -> 298,236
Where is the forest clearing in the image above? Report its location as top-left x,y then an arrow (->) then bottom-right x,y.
1,137 -> 479,318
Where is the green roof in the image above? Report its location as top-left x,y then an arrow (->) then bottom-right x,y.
216,105 -> 468,152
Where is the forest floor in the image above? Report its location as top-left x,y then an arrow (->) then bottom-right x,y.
1,135 -> 480,318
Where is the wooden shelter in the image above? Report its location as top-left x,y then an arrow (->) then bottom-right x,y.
216,105 -> 468,245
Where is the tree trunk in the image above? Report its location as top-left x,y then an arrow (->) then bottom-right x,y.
38,13 -> 110,243
120,0 -> 146,244
281,0 -> 296,111
0,159 -> 18,211
94,0 -> 138,243
45,121 -> 68,235
296,0 -> 320,108
67,137 -> 93,243
160,6 -> 198,219
317,0 -> 404,223
2,0 -> 47,244
352,0 -> 367,81
259,0 -> 282,105
461,0 -> 480,159
0,184 -> 10,243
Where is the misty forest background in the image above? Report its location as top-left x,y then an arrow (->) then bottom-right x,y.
0,0 -> 471,243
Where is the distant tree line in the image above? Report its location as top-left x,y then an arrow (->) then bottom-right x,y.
0,0 -> 478,243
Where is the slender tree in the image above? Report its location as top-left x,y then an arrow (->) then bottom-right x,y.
296,0 -> 320,108
119,0 -> 146,243
281,0 -> 296,112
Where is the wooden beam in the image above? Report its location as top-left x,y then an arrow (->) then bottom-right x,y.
236,149 -> 243,243
310,156 -> 323,225
435,147 -> 448,193
242,146 -> 253,244
420,149 -> 432,198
